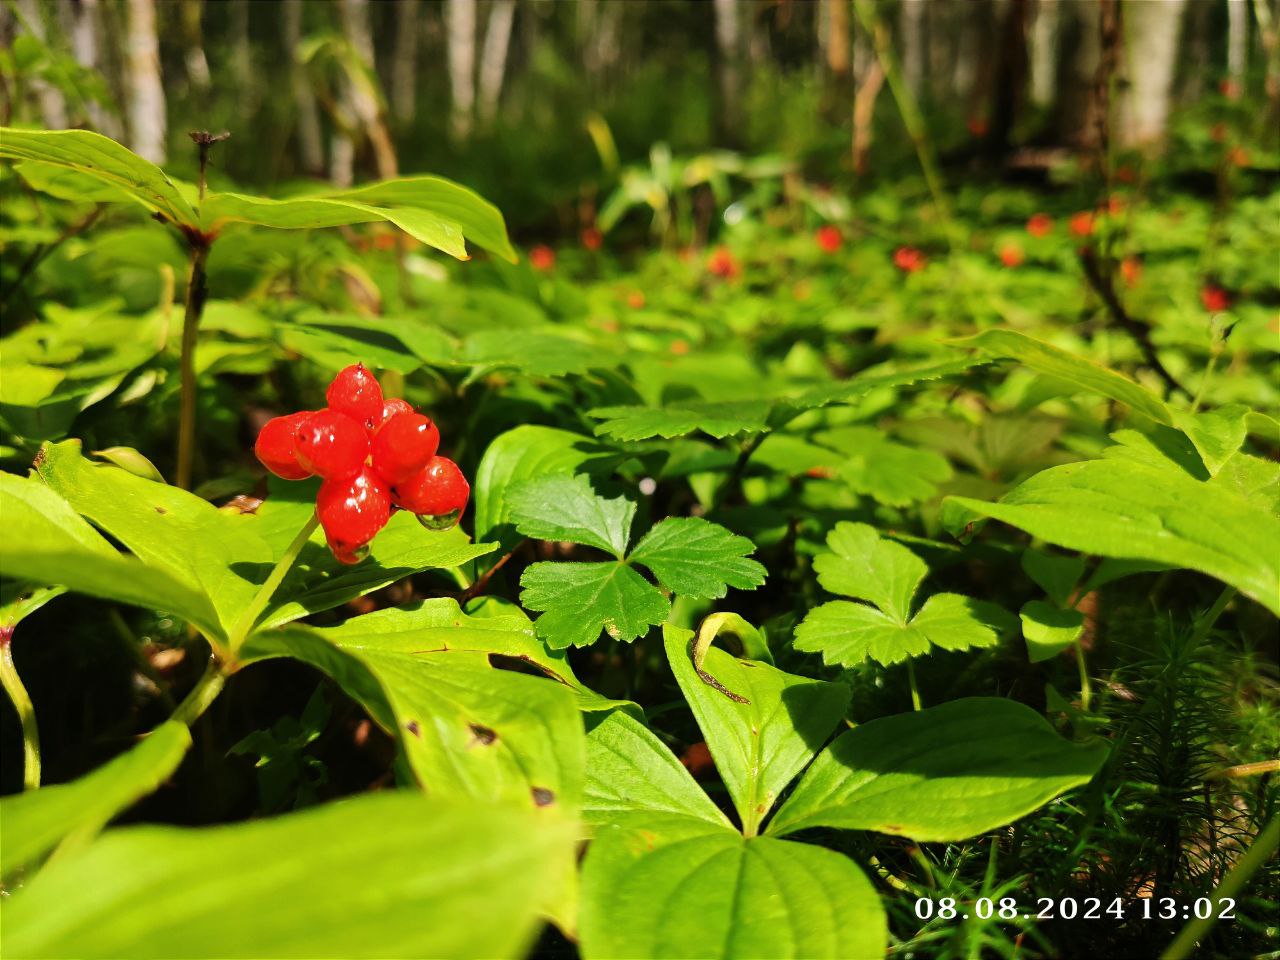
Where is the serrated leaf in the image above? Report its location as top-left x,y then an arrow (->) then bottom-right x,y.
630,517 -> 765,599
1021,600 -> 1085,663
519,561 -> 670,648
782,358 -> 977,413
1169,404 -> 1250,477
815,426 -> 953,506
766,697 -> 1108,841
3,792 -> 574,959
0,721 -> 191,878
812,522 -> 926,624
508,474 -> 634,557
907,592 -> 1015,652
664,625 -> 848,830
942,455 -> 1280,616
588,400 -> 771,442
580,829 -> 886,960
794,601 -> 930,666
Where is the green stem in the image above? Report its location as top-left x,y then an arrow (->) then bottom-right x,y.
176,242 -> 210,490
171,659 -> 227,726
1075,642 -> 1092,712
907,660 -> 922,711
0,635 -> 40,790
1160,814 -> 1280,960
229,513 -> 320,648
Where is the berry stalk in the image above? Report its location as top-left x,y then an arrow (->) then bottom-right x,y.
0,627 -> 40,790
230,512 -> 321,649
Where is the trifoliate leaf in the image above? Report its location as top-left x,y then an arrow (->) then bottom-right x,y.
815,427 -> 953,506
811,522 -> 926,625
629,517 -> 766,600
520,562 -> 670,649
508,475 -> 634,558
794,601 -> 930,666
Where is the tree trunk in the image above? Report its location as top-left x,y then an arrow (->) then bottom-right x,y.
1118,0 -> 1186,148
447,0 -> 476,142
60,0 -> 122,136
337,0 -> 397,179
714,0 -> 741,132
181,0 -> 210,90
1227,0 -> 1247,88
16,0 -> 68,129
1029,0 -> 1060,108
125,0 -> 166,163
900,0 -> 926,100
478,0 -> 516,127
391,0 -> 420,124
283,0 -> 325,175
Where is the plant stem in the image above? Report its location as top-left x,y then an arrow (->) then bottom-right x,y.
1190,586 -> 1235,648
0,633 -> 40,790
171,659 -> 227,726
229,513 -> 320,648
176,241 -> 210,490
1160,813 -> 1280,960
907,660 -> 922,711
1075,642 -> 1092,712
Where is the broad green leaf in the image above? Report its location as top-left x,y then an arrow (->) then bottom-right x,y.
0,472 -> 221,639
13,160 -> 136,204
812,522 -> 926,624
584,710 -> 732,834
767,697 -> 1109,841
3,792 -> 575,959
472,425 -> 615,548
942,456 -> 1280,616
580,829 -> 886,960
1021,549 -> 1085,608
782,357 -> 978,413
664,625 -> 848,831
33,440 -> 270,641
275,315 -> 450,375
794,601 -> 928,666
0,721 -> 191,878
519,561 -> 670,648
1169,403 -> 1251,477
630,517 -> 766,599
1210,451 -> 1280,514
906,592 -> 1015,652
588,400 -> 771,442
955,329 -> 1172,425
462,329 -> 611,377
0,584 -> 66,632
0,128 -> 198,226
1021,600 -> 1085,663
508,474 -> 635,558
815,426 -> 953,506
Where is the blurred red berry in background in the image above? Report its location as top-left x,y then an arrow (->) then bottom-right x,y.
815,225 -> 842,253
893,246 -> 926,273
1027,213 -> 1053,237
529,244 -> 556,271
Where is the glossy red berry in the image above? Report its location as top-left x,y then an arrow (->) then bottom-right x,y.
255,411 -> 315,480
371,412 -> 440,485
392,456 -> 470,527
293,410 -> 369,480
376,398 -> 414,430
326,363 -> 384,429
317,467 -> 392,559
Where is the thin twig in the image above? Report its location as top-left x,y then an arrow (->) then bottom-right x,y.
456,541 -> 524,606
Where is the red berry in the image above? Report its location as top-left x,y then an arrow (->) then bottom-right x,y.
326,363 -> 384,429
392,456 -> 470,526
255,411 -> 315,480
317,467 -> 391,558
1200,285 -> 1231,312
294,410 -> 369,480
893,246 -> 925,273
529,245 -> 556,271
371,412 -> 440,485
816,225 -> 842,253
1069,211 -> 1095,238
378,398 -> 414,426
999,244 -> 1024,268
1026,213 -> 1053,237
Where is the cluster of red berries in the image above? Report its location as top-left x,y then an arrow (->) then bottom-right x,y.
255,364 -> 469,564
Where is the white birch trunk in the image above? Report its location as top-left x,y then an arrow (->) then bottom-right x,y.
126,0 -> 165,163
1227,0 -> 1247,87
447,0 -> 477,142
1029,0 -> 1059,107
391,0 -> 420,123
17,0 -> 68,129
182,0 -> 210,90
477,0 -> 516,126
283,0 -> 325,174
714,0 -> 741,123
1119,0 -> 1187,147
900,0 -> 925,99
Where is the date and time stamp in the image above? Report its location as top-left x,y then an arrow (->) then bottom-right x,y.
913,896 -> 1238,924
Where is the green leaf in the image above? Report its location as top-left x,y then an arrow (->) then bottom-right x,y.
942,455 -> 1280,616
520,561 -> 670,649
955,329 -> 1172,425
588,400 -> 771,442
1020,601 -> 1085,663
794,601 -> 931,667
242,600 -> 584,811
462,329 -> 611,377
580,829 -> 887,960
0,128 -> 198,226
815,426 -> 953,506
0,471 -> 222,639
664,625 -> 848,831
2,792 -> 575,959
812,522 -> 926,624
1021,549 -> 1085,608
783,358 -> 978,413
630,517 -> 766,600
0,721 -> 191,879
584,709 -> 732,835
906,592 -> 1015,652
508,474 -> 635,558
766,697 -> 1109,841
1169,403 -> 1251,477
